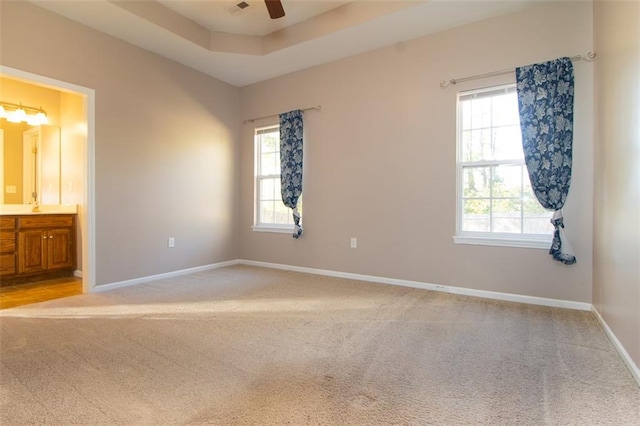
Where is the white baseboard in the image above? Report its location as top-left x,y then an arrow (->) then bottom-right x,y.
93,259 -> 241,293
90,258 -> 638,387
74,269 -> 83,278
238,259 -> 593,311
592,307 -> 640,387
94,257 -> 591,311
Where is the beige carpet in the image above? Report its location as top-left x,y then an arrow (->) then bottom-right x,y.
1,265 -> 638,425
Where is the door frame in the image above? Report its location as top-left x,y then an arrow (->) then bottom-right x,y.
0,129 -> 4,204
1,66 -> 96,293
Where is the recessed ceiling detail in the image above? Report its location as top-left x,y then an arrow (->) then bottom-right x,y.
30,0 -> 536,87
103,0 -> 420,57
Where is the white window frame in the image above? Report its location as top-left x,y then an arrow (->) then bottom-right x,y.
454,84 -> 552,249
252,125 -> 294,233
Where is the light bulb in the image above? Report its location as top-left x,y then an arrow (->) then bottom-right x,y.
36,111 -> 49,125
6,108 -> 25,123
13,107 -> 27,123
0,105 -> 5,118
26,114 -> 41,126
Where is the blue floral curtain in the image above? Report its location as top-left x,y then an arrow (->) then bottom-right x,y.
516,57 -> 576,265
280,110 -> 304,238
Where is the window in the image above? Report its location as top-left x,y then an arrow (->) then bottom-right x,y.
455,84 -> 553,248
253,125 -> 295,232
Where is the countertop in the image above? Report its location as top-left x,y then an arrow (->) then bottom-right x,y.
0,205 -> 78,215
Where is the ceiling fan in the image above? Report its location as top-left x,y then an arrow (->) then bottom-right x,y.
264,0 -> 285,19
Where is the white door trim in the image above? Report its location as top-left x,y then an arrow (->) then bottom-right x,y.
0,129 -> 4,205
1,66 -> 96,293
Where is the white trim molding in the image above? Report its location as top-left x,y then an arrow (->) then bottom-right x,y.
453,235 -> 552,250
94,260 -> 242,293
592,307 -> 640,387
1,66 -> 96,296
251,225 -> 294,234
87,258 -> 638,387
238,259 -> 592,311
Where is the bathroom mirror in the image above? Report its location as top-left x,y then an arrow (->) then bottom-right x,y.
0,121 -> 61,205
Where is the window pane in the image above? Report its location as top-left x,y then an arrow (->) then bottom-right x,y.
462,130 -> 472,161
523,174 -> 553,234
261,132 -> 278,153
458,85 -> 546,239
467,129 -> 491,161
260,178 -> 276,201
523,213 -> 553,234
492,93 -> 520,126
463,166 -> 490,197
462,199 -> 490,232
274,201 -> 292,225
493,125 -> 523,161
461,100 -> 472,129
470,97 -> 491,129
255,127 -> 289,227
523,176 -> 541,209
259,201 -> 275,224
261,152 -> 277,175
492,199 -> 521,233
492,165 -> 522,198
274,179 -> 282,200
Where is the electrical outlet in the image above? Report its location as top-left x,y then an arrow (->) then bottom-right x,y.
350,237 -> 357,248
168,237 -> 175,248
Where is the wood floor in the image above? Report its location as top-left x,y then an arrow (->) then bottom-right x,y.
0,277 -> 83,309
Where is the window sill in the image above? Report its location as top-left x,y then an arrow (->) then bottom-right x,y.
453,235 -> 551,249
252,226 -> 294,234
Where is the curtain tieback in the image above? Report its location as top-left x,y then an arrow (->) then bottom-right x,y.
292,206 -> 303,239
550,209 -> 576,265
551,209 -> 564,226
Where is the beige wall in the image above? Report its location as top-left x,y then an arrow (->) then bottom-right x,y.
593,1 -> 640,367
240,1 -> 594,303
1,1 -> 241,286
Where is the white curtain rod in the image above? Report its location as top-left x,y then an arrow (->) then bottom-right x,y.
440,52 -> 596,89
243,105 -> 322,124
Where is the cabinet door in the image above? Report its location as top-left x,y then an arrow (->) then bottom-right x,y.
18,230 -> 47,274
48,228 -> 74,270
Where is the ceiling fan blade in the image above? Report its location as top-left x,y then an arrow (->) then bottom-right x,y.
265,0 -> 285,19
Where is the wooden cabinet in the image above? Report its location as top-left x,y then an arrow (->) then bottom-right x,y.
18,228 -> 74,273
0,214 -> 75,280
0,217 -> 17,275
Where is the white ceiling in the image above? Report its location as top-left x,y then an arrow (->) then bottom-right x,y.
30,1 -> 536,87
158,0 -> 351,36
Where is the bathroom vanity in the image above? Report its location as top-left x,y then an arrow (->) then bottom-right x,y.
0,207 -> 77,281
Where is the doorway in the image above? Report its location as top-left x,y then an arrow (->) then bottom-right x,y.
0,66 -> 95,298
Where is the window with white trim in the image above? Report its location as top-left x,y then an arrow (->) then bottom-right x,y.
253,125 -> 296,232
455,84 -> 553,248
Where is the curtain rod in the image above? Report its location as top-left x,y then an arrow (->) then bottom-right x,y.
243,105 -> 322,124
440,52 -> 596,89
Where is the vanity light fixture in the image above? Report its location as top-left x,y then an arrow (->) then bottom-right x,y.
0,101 -> 49,125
